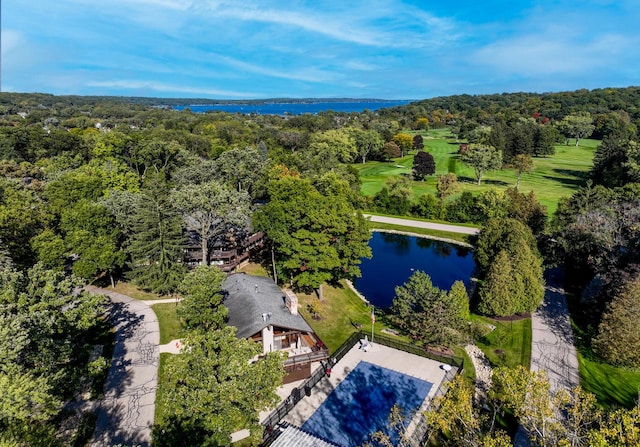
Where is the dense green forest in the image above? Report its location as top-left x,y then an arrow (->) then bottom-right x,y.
1,87 -> 639,445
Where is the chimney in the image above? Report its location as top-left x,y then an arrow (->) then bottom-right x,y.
284,289 -> 299,315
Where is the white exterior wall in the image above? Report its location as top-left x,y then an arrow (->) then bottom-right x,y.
262,325 -> 274,354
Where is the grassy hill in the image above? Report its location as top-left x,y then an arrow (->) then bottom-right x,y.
355,128 -> 598,216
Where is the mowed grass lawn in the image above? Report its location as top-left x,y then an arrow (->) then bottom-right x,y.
107,281 -> 165,301
472,315 -> 532,369
578,353 -> 640,409
295,281 -> 375,352
355,130 -> 598,216
151,303 -> 182,344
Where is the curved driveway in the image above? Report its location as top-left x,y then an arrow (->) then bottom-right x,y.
530,269 -> 580,393
86,286 -> 159,447
364,214 -> 480,235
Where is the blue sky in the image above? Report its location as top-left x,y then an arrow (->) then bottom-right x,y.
2,0 -> 639,99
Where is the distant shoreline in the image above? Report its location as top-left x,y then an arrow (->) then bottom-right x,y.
172,100 -> 411,115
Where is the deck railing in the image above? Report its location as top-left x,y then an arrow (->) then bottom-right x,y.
282,348 -> 329,367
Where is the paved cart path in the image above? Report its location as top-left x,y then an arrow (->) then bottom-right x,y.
364,214 -> 480,235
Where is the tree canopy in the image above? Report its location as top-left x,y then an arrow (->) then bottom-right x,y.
253,173 -> 371,298
390,271 -> 468,346
412,151 -> 436,180
459,145 -> 503,185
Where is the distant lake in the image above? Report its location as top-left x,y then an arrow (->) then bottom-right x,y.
172,100 -> 410,115
353,232 -> 476,309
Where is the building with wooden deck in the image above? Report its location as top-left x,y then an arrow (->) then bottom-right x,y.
222,274 -> 329,384
183,230 -> 265,272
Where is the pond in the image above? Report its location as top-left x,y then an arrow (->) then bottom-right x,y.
353,232 -> 476,309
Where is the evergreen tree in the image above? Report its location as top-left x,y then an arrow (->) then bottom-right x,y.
449,280 -> 470,321
477,250 -> 519,316
390,271 -> 463,346
593,274 -> 640,367
591,130 -> 638,187
511,243 -> 545,313
127,173 -> 186,294
475,218 -> 539,274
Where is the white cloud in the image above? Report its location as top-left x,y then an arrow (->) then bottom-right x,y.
87,80 -> 260,97
195,1 -> 460,49
0,30 -> 23,56
470,32 -> 635,76
209,54 -> 337,83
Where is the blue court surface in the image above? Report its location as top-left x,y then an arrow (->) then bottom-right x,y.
300,361 -> 432,446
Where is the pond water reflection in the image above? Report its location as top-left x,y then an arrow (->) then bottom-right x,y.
353,232 -> 476,309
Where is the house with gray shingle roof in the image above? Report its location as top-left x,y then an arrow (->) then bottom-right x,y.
223,273 -> 328,383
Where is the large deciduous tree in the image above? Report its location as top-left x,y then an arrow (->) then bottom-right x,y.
412,134 -> 424,151
0,178 -> 51,268
351,128 -> 384,164
459,145 -> 503,185
177,265 -> 228,332
412,151 -> 436,180
553,199 -> 640,279
510,154 -> 534,188
372,176 -> 413,216
381,141 -> 401,160
556,113 -> 595,146
436,173 -> 459,201
157,328 -> 284,446
213,147 -> 268,195
425,375 -> 512,447
504,188 -> 548,235
127,136 -> 186,177
0,265 -> 105,444
60,201 -> 126,286
308,128 -> 357,163
253,174 -> 371,299
171,181 -> 250,266
392,132 -> 413,156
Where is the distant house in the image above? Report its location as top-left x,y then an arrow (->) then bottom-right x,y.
222,274 -> 329,384
183,230 -> 265,272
